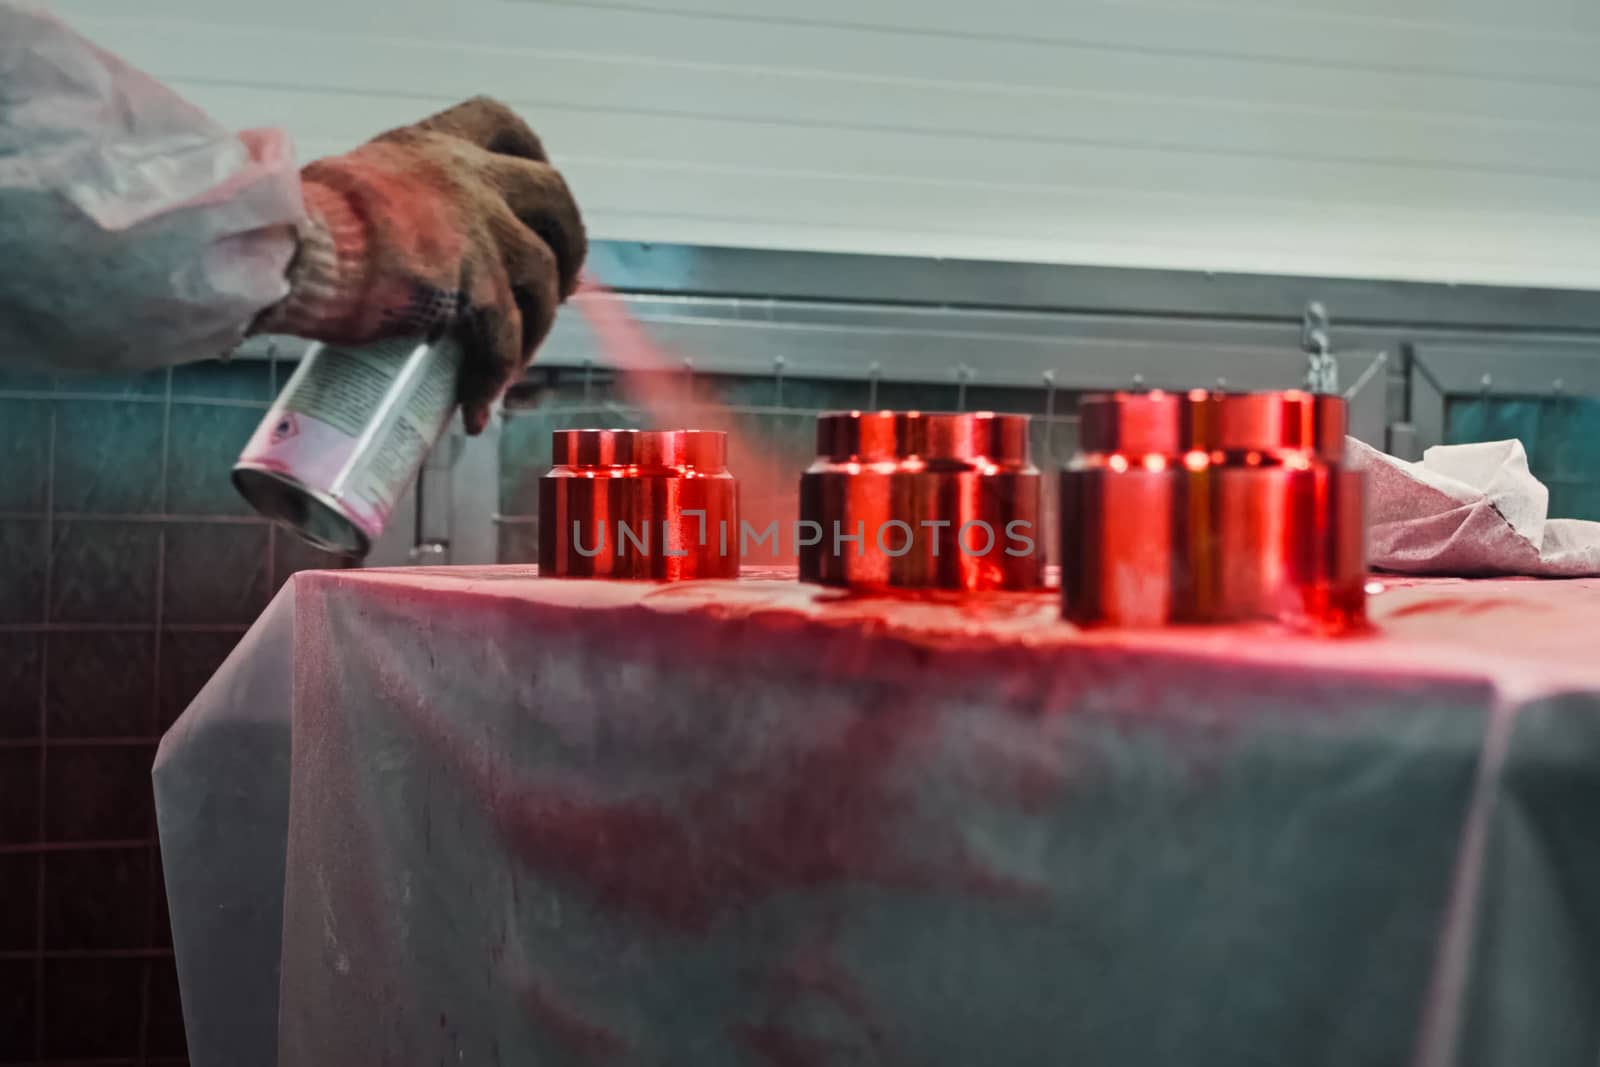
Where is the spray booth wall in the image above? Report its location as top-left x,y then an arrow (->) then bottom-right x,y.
46,0 -> 1600,292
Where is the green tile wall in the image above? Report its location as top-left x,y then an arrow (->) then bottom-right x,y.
1446,395 -> 1600,520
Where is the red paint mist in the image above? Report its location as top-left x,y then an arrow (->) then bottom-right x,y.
572,279 -> 799,564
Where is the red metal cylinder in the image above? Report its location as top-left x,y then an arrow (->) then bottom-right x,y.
539,429 -> 739,580
799,411 -> 1044,591
1061,390 -> 1366,630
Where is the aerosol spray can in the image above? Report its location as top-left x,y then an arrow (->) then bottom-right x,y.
232,337 -> 462,558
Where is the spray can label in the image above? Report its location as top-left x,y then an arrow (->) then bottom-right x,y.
234,337 -> 461,554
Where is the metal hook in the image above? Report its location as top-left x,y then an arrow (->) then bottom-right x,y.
1302,300 -> 1338,394
1043,370 -> 1057,458
1301,301 -> 1329,353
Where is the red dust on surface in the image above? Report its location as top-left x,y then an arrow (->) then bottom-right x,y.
356,595 -> 1048,936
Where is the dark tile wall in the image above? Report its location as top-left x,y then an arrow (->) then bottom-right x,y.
496,371 -> 1084,566
0,360 -> 349,1066
1446,395 -> 1600,519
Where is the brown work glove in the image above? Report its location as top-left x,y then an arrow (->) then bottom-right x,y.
254,97 -> 586,434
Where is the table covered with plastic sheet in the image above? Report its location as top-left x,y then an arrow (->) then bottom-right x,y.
154,568 -> 1600,1067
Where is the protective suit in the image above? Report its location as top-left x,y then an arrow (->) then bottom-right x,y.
0,3 -> 585,430
0,3 -> 302,371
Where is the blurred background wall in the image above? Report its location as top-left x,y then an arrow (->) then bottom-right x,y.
43,0 -> 1600,289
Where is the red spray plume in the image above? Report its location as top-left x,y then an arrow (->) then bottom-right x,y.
570,276 -> 799,565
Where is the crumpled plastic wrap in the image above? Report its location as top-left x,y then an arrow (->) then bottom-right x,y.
156,568 -> 1600,1067
1348,437 -> 1600,577
0,3 -> 302,372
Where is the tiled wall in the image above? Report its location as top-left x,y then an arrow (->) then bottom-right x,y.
495,371 -> 1085,566
0,361 -> 349,1067
1447,396 -> 1600,519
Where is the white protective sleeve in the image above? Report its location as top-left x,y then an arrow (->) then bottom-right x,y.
0,3 -> 305,372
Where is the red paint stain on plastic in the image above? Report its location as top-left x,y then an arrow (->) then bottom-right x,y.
493,695 -> 1034,932
732,939 -> 893,1066
731,1023 -> 838,1067
1384,595 -> 1533,620
520,974 -> 628,1062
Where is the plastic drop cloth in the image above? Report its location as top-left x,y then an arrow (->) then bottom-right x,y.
156,570 -> 1600,1067
0,3 -> 301,371
1349,437 -> 1600,577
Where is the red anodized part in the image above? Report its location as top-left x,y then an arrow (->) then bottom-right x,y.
799,410 -> 1044,591
1060,389 -> 1366,631
539,429 -> 739,580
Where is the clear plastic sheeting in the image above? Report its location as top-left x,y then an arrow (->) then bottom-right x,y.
156,571 -> 1600,1067
154,586 -> 295,1067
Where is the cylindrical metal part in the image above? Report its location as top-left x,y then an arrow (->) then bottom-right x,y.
1060,390 -> 1366,630
799,411 -> 1043,591
233,337 -> 461,558
539,429 -> 739,580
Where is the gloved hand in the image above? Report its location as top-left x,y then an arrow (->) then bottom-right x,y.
253,97 -> 586,434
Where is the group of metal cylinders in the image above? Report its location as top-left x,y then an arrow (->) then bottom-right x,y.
538,390 -> 1367,629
